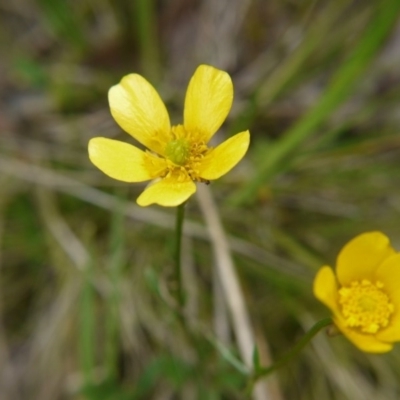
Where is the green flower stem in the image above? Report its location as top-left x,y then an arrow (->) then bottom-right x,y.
174,202 -> 186,308
247,317 -> 332,394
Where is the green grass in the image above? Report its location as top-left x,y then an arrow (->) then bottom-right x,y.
1,0 -> 400,399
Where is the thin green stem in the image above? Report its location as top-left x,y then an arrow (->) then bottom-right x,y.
246,317 -> 332,395
174,202 -> 186,308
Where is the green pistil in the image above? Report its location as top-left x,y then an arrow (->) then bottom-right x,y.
165,139 -> 190,166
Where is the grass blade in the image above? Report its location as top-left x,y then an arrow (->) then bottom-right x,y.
232,0 -> 400,204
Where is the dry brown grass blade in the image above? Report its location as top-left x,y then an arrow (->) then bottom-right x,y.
196,184 -> 283,400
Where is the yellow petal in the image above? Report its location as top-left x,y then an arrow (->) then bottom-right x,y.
377,318 -> 400,342
377,314 -> 400,343
198,131 -> 250,180
313,266 -> 340,315
108,74 -> 171,155
375,253 -> 400,342
336,232 -> 396,286
137,178 -> 196,207
184,65 -> 233,143
334,317 -> 393,353
88,137 -> 166,182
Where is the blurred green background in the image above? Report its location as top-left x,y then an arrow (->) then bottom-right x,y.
1,0 -> 400,399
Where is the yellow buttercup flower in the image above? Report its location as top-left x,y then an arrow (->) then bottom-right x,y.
314,231 -> 400,353
88,65 -> 250,207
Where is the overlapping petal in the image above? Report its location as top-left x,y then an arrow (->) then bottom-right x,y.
89,138 -> 166,182
184,65 -> 233,143
336,232 -> 395,286
137,178 -> 196,207
109,74 -> 171,155
199,131 -> 250,180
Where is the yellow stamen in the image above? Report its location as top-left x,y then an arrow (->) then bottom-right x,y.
163,124 -> 210,181
339,280 -> 394,334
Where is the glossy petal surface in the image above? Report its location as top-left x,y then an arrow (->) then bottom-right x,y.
137,178 -> 196,207
89,138 -> 166,182
109,74 -> 170,155
199,131 -> 250,180
375,254 -> 400,342
334,316 -> 393,353
184,65 -> 233,143
313,266 -> 339,315
337,232 -> 395,286
91,66 -> 249,208
313,232 -> 400,353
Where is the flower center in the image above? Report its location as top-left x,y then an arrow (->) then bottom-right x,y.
165,138 -> 190,166
163,125 -> 210,182
338,280 -> 394,334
